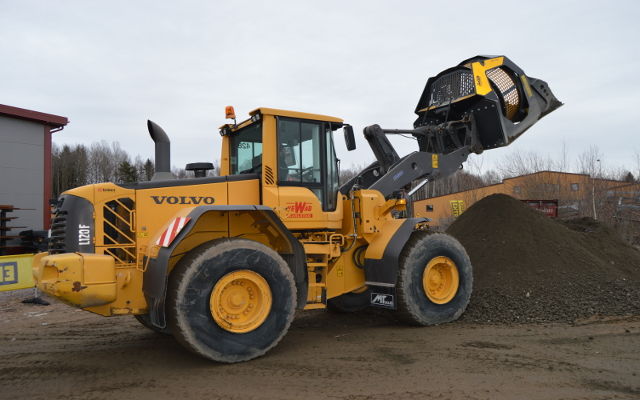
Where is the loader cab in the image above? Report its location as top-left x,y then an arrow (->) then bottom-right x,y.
220,108 -> 345,230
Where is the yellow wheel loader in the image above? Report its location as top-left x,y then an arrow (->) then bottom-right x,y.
33,56 -> 561,362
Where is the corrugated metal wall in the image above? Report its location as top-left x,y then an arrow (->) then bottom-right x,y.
0,116 -> 44,233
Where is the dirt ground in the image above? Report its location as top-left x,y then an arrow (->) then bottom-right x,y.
2,294 -> 639,400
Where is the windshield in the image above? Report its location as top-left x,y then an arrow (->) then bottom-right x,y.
230,122 -> 262,174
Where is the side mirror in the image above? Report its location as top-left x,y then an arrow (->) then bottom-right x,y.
344,125 -> 356,151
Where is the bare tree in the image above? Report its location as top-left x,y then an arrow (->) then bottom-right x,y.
52,144 -> 88,197
577,145 -> 603,178
498,150 -> 559,178
172,166 -> 188,179
482,169 -> 501,185
338,163 -> 368,185
87,141 -> 115,183
635,150 -> 640,182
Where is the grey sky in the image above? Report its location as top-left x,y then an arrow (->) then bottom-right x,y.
2,0 -> 639,176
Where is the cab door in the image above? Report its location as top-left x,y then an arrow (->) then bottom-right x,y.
276,117 -> 342,230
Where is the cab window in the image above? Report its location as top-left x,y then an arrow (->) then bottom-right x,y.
278,119 -> 321,184
230,122 -> 262,174
325,126 -> 339,210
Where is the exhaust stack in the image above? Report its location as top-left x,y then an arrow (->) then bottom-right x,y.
147,120 -> 174,181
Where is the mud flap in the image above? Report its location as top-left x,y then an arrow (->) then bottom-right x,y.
363,218 -> 426,302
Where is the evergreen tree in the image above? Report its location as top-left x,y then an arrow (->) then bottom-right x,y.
143,158 -> 154,181
117,160 -> 138,183
624,171 -> 635,183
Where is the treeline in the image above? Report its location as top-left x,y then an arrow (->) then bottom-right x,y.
52,142 -> 155,197
53,141 -> 223,197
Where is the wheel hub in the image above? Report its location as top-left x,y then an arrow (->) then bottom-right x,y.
210,270 -> 272,333
422,256 -> 459,304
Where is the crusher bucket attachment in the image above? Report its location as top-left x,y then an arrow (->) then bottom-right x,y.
413,55 -> 562,155
349,55 -> 562,198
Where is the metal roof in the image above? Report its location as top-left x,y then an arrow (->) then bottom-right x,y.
0,104 -> 68,129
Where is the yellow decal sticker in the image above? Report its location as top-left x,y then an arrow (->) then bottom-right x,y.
471,57 -> 504,95
520,75 -> 533,98
0,254 -> 34,291
450,200 -> 466,217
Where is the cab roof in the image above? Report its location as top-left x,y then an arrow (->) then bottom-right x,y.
250,107 -> 343,123
219,107 -> 344,132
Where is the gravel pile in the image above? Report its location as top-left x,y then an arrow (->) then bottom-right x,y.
446,194 -> 640,323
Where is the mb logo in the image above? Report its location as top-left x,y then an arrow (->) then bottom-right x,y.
370,293 -> 394,309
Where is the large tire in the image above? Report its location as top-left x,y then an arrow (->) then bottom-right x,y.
167,238 -> 297,363
327,288 -> 371,313
134,314 -> 171,335
396,232 -> 472,326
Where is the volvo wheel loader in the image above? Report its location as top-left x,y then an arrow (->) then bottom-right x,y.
33,56 -> 561,363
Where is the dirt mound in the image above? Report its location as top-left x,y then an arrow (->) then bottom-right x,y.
446,194 -> 640,323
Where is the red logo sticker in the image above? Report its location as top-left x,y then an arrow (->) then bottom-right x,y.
285,202 -> 312,218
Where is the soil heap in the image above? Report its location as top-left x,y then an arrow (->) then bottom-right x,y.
446,194 -> 640,323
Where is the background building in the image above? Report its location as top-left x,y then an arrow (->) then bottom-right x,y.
413,171 -> 628,229
0,104 -> 68,235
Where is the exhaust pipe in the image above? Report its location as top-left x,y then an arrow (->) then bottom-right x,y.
147,120 -> 174,181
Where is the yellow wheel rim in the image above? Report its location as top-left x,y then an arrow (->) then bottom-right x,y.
210,270 -> 272,334
422,256 -> 459,304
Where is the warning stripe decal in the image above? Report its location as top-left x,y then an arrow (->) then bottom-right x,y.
156,217 -> 190,247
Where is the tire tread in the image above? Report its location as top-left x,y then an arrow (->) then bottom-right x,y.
396,232 -> 473,326
167,238 -> 296,363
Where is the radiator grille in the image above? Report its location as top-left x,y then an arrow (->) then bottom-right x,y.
102,198 -> 136,266
48,210 -> 67,254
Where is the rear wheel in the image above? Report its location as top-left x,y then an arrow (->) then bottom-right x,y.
167,238 -> 297,363
396,233 -> 472,325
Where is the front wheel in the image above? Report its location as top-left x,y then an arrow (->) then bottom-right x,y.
396,233 -> 472,325
167,238 -> 297,363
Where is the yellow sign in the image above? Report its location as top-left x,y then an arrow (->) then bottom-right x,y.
450,200 -> 466,217
0,254 -> 35,291
432,154 -> 439,168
